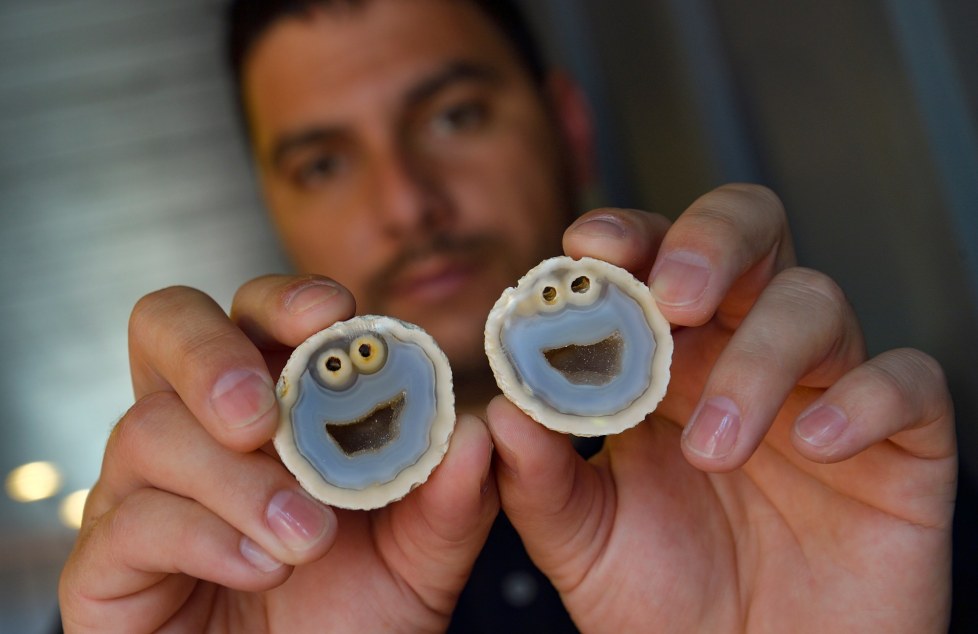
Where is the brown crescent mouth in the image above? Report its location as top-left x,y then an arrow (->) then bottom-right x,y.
325,392 -> 406,456
544,332 -> 624,386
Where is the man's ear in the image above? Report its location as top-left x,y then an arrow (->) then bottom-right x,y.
545,70 -> 596,189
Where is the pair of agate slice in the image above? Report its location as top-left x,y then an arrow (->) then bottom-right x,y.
274,256 -> 673,510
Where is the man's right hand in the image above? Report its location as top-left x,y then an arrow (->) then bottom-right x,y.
59,276 -> 498,633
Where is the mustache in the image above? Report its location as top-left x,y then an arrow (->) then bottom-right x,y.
363,233 -> 503,302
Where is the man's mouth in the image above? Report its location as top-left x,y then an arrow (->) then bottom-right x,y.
385,256 -> 478,304
367,236 -> 502,309
325,392 -> 406,456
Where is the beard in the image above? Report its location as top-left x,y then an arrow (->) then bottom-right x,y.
360,232 -> 507,305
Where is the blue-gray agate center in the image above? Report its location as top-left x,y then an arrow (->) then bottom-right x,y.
290,335 -> 437,490
501,284 -> 656,417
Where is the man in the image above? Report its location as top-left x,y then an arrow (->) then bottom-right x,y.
59,0 -> 956,631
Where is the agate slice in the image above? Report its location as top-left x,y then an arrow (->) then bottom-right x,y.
485,256 -> 672,436
275,316 -> 454,510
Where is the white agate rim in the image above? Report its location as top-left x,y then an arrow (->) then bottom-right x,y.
275,315 -> 455,509
485,256 -> 672,436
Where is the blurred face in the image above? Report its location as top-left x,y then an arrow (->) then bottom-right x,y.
243,0 -> 577,376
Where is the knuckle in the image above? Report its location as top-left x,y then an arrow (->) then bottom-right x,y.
109,392 -> 182,466
773,267 -> 849,316
682,185 -> 789,252
104,488 -> 158,549
709,183 -> 786,223
763,268 -> 862,371
123,391 -> 181,432
864,353 -> 927,408
891,348 -> 946,384
686,185 -> 795,273
132,295 -> 240,371
129,286 -> 200,335
101,495 -> 135,542
724,183 -> 785,215
173,327 -> 240,371
876,348 -> 952,413
77,483 -> 106,529
731,338 -> 788,376
684,199 -> 744,235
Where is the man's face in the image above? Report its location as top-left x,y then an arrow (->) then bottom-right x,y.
243,0 -> 577,374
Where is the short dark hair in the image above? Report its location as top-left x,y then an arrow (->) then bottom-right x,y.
225,0 -> 547,95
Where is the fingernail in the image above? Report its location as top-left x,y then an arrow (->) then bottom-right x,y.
285,281 -> 340,315
651,251 -> 711,306
795,405 -> 848,447
684,396 -> 741,459
570,216 -> 627,239
240,535 -> 283,572
210,369 -> 276,429
267,489 -> 332,552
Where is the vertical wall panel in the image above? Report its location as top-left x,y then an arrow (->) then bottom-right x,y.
0,1 -> 285,630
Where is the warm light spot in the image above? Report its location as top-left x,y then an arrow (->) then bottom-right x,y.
5,461 -> 63,502
59,489 -> 90,530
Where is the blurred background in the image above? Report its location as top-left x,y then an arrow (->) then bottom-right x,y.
1,0 -> 975,631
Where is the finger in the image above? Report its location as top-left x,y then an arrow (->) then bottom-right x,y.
792,348 -> 955,463
377,415 -> 498,615
484,396 -> 611,590
231,274 -> 356,350
410,414 -> 498,543
562,207 -> 672,280
128,286 -> 278,451
93,392 -> 336,567
649,183 -> 796,327
60,487 -> 293,631
681,267 -> 867,471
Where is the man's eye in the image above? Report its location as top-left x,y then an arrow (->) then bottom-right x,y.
295,154 -> 345,187
430,101 -> 489,136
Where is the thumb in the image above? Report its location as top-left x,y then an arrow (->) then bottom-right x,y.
382,413 -> 499,615
485,396 -> 613,591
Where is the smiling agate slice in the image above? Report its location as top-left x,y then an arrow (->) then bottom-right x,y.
485,256 -> 672,436
275,316 -> 454,510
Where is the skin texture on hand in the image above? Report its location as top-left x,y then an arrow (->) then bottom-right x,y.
58,276 -> 498,633
486,184 -> 956,632
57,182 -> 954,632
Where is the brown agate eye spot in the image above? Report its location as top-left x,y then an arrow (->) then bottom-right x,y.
571,276 -> 590,294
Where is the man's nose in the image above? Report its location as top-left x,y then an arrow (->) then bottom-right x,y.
369,150 -> 451,236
